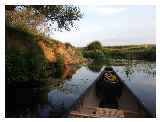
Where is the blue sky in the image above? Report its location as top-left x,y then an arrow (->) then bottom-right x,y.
51,6 -> 155,47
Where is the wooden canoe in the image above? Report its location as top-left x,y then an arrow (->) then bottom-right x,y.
69,67 -> 151,118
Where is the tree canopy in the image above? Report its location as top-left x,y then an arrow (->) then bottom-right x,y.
87,41 -> 103,50
6,5 -> 83,33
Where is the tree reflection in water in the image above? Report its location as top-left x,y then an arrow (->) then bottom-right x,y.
87,59 -> 155,81
6,65 -> 80,117
87,60 -> 110,72
87,63 -> 103,72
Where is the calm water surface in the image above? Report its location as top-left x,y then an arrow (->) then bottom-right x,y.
6,60 -> 156,117
113,61 -> 156,116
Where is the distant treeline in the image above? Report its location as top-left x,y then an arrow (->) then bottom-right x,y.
103,44 -> 156,61
81,41 -> 156,62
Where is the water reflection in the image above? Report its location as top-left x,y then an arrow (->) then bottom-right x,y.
6,59 -> 156,117
87,63 -> 104,72
5,85 -> 50,117
113,60 -> 156,116
110,59 -> 156,81
47,66 -> 101,117
5,65 -> 81,117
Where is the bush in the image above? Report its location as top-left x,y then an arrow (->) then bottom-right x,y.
87,41 -> 102,50
6,48 -> 48,84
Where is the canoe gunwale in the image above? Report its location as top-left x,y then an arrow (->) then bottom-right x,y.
111,67 -> 154,117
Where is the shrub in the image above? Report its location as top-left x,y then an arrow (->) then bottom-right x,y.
6,48 -> 48,84
86,41 -> 102,50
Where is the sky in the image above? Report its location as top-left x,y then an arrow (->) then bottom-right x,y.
50,6 -> 155,47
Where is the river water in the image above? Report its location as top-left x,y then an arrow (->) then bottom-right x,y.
5,60 -> 156,117
113,60 -> 156,116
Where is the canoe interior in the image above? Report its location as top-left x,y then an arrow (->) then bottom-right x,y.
69,67 -> 150,118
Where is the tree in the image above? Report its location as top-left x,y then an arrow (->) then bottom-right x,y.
6,5 -> 83,33
6,7 -> 44,34
87,41 -> 102,50
29,5 -> 82,31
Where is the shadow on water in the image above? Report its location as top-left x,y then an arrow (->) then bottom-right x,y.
6,84 -> 49,117
5,65 -> 80,117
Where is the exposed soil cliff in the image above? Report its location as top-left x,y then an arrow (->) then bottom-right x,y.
6,25 -> 85,83
38,39 -> 84,64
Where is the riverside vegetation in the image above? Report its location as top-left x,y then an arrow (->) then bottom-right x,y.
6,5 -> 156,87
81,41 -> 156,63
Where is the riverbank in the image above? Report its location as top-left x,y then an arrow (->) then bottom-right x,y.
6,25 -> 85,86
